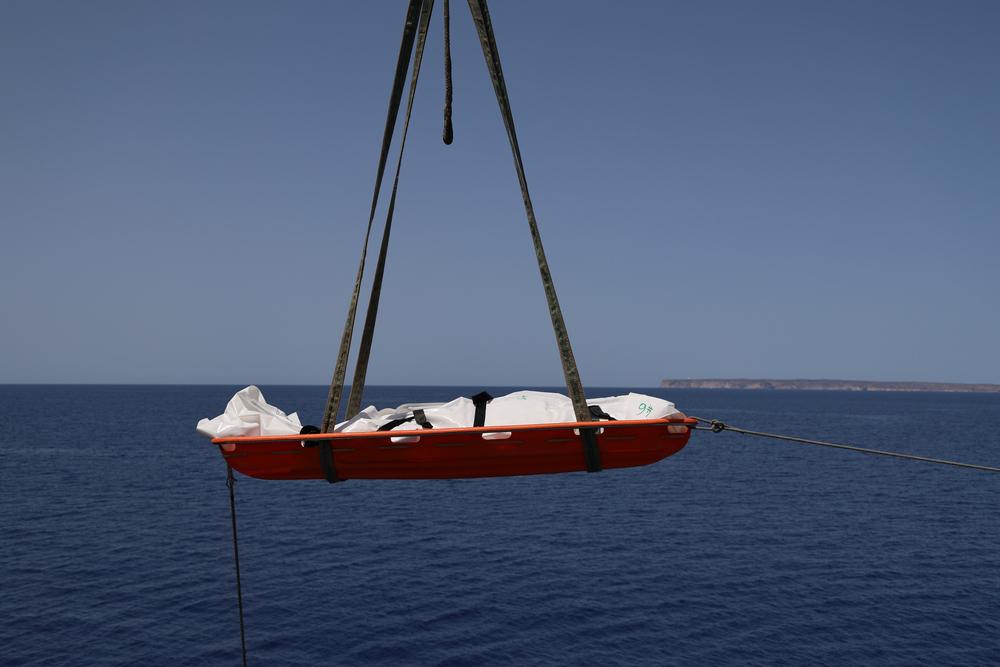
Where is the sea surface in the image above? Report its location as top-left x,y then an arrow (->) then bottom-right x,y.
2,385 -> 998,666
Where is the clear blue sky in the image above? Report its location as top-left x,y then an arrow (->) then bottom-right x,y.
2,1 -> 998,386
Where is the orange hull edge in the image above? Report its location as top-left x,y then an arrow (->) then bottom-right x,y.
213,418 -> 696,481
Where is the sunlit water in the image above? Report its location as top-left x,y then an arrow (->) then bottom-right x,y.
2,385 -> 998,665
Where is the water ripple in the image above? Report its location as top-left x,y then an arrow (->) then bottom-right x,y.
2,386 -> 998,665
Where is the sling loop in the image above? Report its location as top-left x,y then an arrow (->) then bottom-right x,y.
442,0 -> 454,144
321,0 -> 424,432
226,466 -> 249,667
466,0 -> 591,423
345,0 -> 436,418
326,0 -> 592,428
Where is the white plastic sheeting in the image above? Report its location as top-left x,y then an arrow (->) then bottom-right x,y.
196,385 -> 302,438
197,386 -> 680,438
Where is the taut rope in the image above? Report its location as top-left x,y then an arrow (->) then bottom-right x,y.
693,417 -> 1000,473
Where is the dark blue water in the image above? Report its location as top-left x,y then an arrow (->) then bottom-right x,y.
2,385 -> 998,666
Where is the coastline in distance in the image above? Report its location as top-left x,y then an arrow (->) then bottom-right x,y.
659,379 -> 1000,393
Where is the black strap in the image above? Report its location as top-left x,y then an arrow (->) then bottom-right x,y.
466,0 -> 590,423
413,409 -> 434,429
471,391 -> 493,427
346,0 -> 436,418
321,0 -> 425,432
442,0 -> 454,144
580,427 -> 603,473
300,425 -> 339,483
318,442 -> 338,483
378,417 -> 413,432
378,410 -> 435,432
588,405 -> 616,421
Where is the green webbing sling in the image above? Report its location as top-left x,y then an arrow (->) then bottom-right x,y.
321,0 -> 425,432
345,0 -> 436,419
323,0 -> 591,430
465,0 -> 590,422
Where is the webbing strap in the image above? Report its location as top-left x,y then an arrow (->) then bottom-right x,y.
413,409 -> 434,429
466,0 -> 590,422
377,409 -> 435,432
580,428 -> 603,473
299,425 -> 338,483
317,442 -> 337,483
588,405 -> 617,421
321,0 -> 425,432
345,0 -> 436,419
442,0 -> 454,144
471,391 -> 493,427
378,417 -> 412,432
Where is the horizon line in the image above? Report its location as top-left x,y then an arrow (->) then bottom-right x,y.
2,377 -> 999,388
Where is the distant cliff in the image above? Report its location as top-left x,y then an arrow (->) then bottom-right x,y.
659,378 -> 1000,393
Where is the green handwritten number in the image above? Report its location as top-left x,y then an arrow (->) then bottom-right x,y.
638,402 -> 653,417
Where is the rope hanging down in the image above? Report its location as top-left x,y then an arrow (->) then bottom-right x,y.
442,0 -> 454,144
226,467 -> 249,667
693,417 -> 1000,473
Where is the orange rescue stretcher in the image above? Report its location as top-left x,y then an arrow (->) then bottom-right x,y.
213,416 -> 696,482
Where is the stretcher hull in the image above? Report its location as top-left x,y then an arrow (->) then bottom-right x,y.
213,418 -> 695,481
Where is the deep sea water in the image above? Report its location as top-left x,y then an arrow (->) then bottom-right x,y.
1,385 -> 998,666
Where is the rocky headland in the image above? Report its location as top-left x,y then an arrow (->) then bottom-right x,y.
659,379 -> 1000,393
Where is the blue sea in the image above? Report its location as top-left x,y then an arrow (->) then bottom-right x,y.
1,385 -> 998,666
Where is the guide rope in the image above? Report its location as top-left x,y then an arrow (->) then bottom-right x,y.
226,466 -> 249,667
692,417 -> 1000,473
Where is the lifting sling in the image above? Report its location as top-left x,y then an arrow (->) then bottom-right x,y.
321,0 -> 592,436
